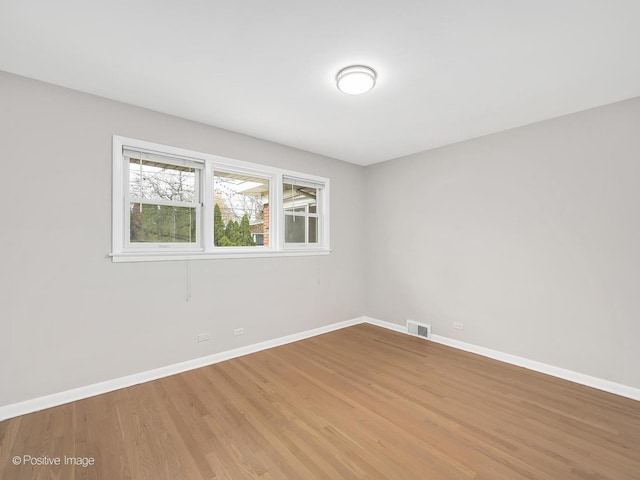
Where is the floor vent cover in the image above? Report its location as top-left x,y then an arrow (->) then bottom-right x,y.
407,320 -> 431,339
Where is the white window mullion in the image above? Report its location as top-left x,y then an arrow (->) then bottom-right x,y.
272,174 -> 283,250
320,184 -> 329,248
301,204 -> 308,244
202,160 -> 214,251
194,203 -> 201,247
122,157 -> 131,250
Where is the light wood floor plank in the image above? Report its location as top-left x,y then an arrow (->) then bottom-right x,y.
1,324 -> 639,479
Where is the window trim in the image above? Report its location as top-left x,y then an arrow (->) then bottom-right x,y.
111,136 -> 330,262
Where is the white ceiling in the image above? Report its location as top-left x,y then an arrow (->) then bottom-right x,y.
1,1 -> 639,166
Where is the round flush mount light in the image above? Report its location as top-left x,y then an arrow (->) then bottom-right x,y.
336,65 -> 377,95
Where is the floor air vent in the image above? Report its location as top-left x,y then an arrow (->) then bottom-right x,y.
407,320 -> 431,339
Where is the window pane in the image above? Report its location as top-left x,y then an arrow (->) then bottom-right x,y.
130,203 -> 196,243
283,182 -> 317,214
129,159 -> 196,202
285,215 -> 305,243
309,216 -> 318,243
214,171 -> 269,247
252,233 -> 264,246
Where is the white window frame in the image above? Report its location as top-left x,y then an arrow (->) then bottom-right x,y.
111,136 -> 330,262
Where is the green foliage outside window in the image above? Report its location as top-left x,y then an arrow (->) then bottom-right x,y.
130,204 -> 196,243
214,203 -> 256,246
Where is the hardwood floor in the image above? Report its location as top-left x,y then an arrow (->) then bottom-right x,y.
1,323 -> 639,479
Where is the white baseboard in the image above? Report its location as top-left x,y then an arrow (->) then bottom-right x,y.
361,316 -> 640,402
365,316 -> 406,333
3,315 -> 637,421
0,317 -> 364,421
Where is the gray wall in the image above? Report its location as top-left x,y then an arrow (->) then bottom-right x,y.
365,97 -> 640,389
0,71 -> 366,406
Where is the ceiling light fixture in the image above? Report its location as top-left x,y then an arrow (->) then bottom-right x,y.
336,65 -> 377,95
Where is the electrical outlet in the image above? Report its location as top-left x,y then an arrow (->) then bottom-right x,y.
453,322 -> 464,331
197,333 -> 211,342
233,328 -> 244,336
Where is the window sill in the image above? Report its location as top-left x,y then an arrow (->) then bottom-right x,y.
109,249 -> 331,263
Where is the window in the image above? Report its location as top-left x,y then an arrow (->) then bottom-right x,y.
213,170 -> 270,247
283,177 -> 322,246
125,150 -> 202,248
112,136 -> 329,262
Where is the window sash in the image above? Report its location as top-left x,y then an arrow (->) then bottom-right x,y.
283,188 -> 322,246
284,213 -> 320,245
124,153 -> 203,249
125,202 -> 202,249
